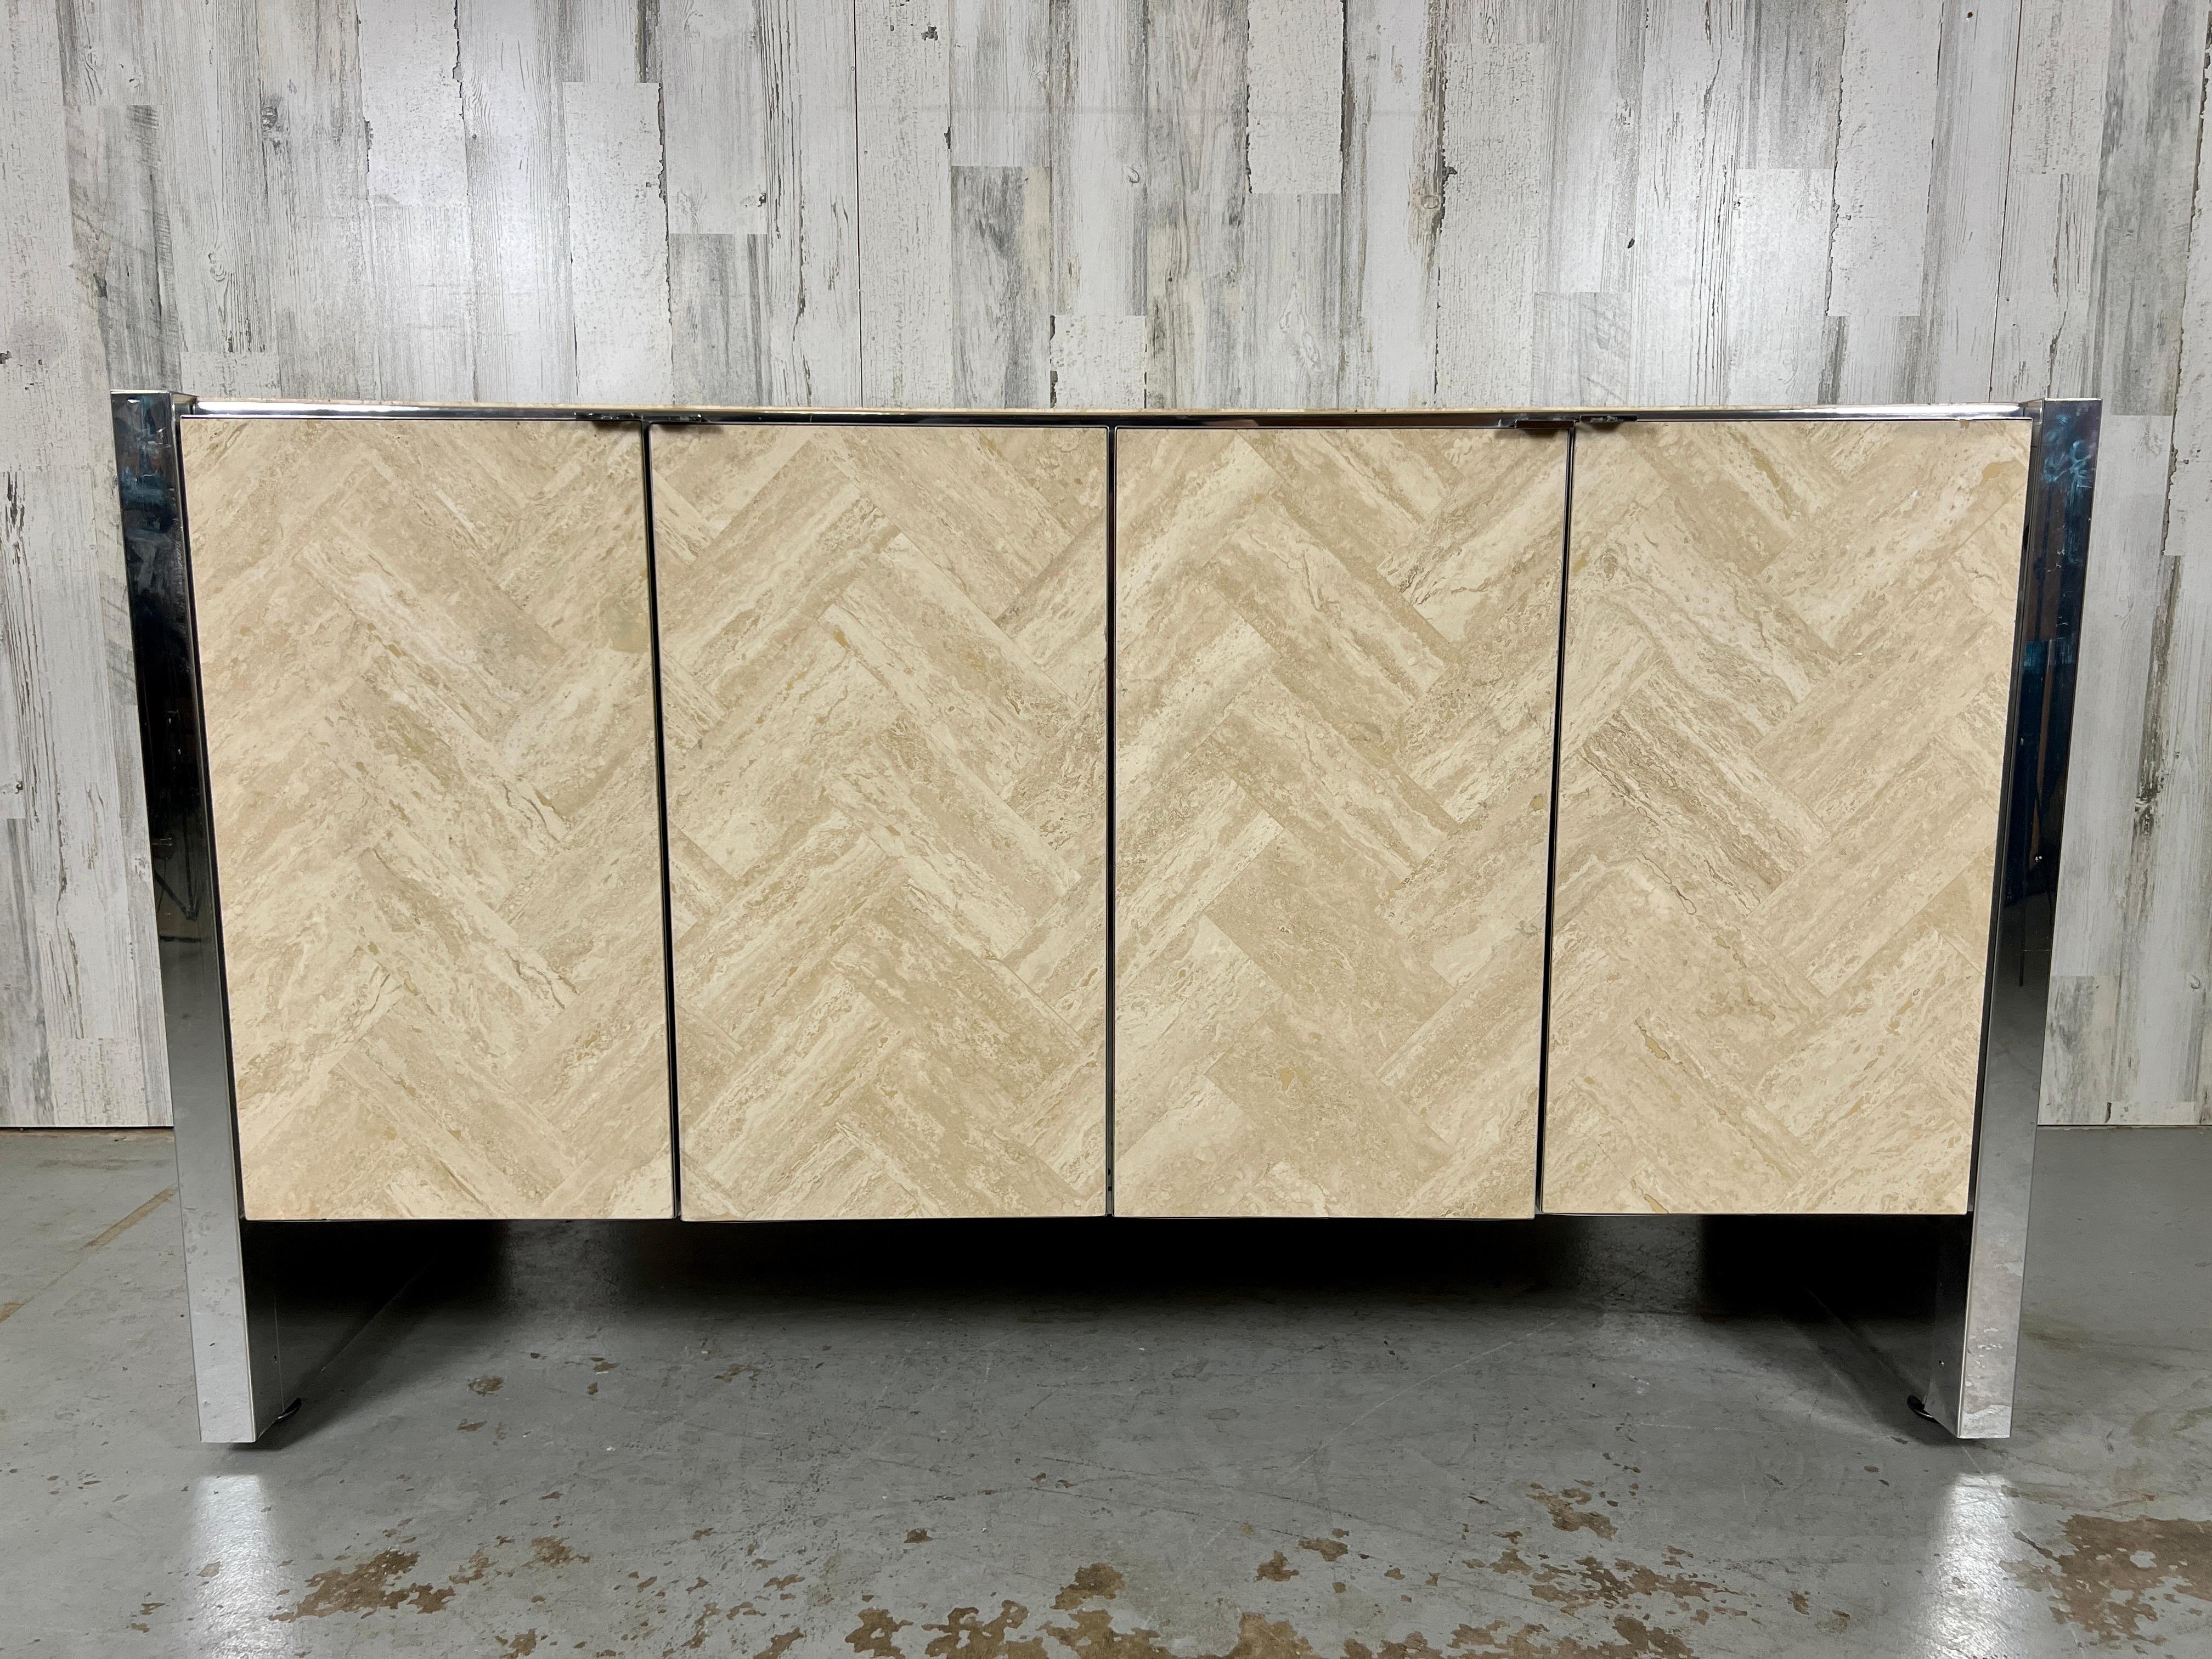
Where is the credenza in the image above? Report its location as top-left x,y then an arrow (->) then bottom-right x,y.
115,395 -> 2098,1443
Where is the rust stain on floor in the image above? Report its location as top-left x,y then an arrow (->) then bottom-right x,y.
268,1549 -> 452,1622
1527,1486 -> 1618,1541
243,1508 -> 1855,1658
530,1536 -> 586,1567
1052,1563 -> 1125,1608
802,1555 -> 1746,1659
2008,1513 -> 2212,1646
847,1606 -> 911,1654
1469,1536 -> 1729,1624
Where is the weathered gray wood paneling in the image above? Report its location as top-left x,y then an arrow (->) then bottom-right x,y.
8,0 -> 2212,1127
359,0 -> 476,400
856,0 -> 956,408
1047,0 -> 1146,405
1338,0 -> 1441,406
5,0 -> 167,1126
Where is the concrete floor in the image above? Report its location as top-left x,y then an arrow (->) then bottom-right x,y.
2,1128 -> 2208,1658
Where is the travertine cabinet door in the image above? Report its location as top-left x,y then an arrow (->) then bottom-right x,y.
652,425 -> 1108,1219
1115,428 -> 1566,1216
184,419 -> 673,1219
1544,419 -> 2031,1214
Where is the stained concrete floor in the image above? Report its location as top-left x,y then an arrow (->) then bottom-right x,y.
2,1127 -> 2208,1658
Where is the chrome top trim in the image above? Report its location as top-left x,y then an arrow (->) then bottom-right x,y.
161,395 -> 2036,426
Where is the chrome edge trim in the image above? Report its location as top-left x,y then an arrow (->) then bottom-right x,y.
170,396 -> 2033,427
1923,398 -> 2100,1439
114,391 -> 282,1443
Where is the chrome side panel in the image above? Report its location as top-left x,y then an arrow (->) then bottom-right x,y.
1921,398 -> 2100,1438
115,391 -> 280,1442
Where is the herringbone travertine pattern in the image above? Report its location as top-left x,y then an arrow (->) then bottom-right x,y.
1544,419 -> 2032,1215
184,419 -> 672,1219
1114,428 -> 1566,1217
651,425 -> 1107,1219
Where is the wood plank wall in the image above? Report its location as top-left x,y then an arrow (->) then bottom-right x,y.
2,0 -> 2207,1127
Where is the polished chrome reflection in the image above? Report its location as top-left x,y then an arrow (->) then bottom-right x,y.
119,392 -> 439,1444
116,390 -> 280,1443
1921,398 -> 2100,1439
180,396 -> 2034,427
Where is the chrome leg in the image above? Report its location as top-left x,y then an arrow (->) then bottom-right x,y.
1920,398 -> 2100,1438
117,392 -> 433,1443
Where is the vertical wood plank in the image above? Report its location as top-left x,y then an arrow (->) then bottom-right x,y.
2,0 -> 163,1126
758,0 -> 863,404
2043,975 -> 2124,1123
1146,0 -> 1250,407
1724,168 -> 1833,402
1245,0 -> 1342,195
2102,34 -> 2212,1120
2045,414 -> 2172,1120
1242,0 -> 1341,407
953,0 -> 1050,167
658,0 -> 768,403
1532,290 -> 1631,405
2112,548 -> 2212,1120
1628,0 -> 1745,403
2090,0 -> 2210,416
951,0 -> 1053,407
558,0 -> 642,82
564,81 -> 675,402
668,233 -> 765,403
1991,170 -> 2100,400
1047,0 -> 1146,405
1338,0 -> 1441,407
459,0 -> 577,402
2012,0 -> 2113,173
1739,0 -> 1843,171
1545,0 -> 1643,304
67,103 -> 179,390
1434,16 -> 1551,404
953,165 -> 1054,406
1823,0 -> 1943,400
857,0 -> 955,407
180,351 -> 283,397
2053,413 -> 2170,978
0,823 -> 52,1121
1246,191 -> 1341,406
1048,314 -> 1146,407
660,0 -> 766,239
359,0 -> 477,400
1537,0 -> 1639,405
256,0 -> 376,398
1909,0 -> 2018,401
143,0 -> 281,381
1992,0 -> 2111,400
2170,75 -> 2212,556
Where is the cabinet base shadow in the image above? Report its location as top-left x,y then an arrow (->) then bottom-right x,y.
257,1212 -> 1960,1446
